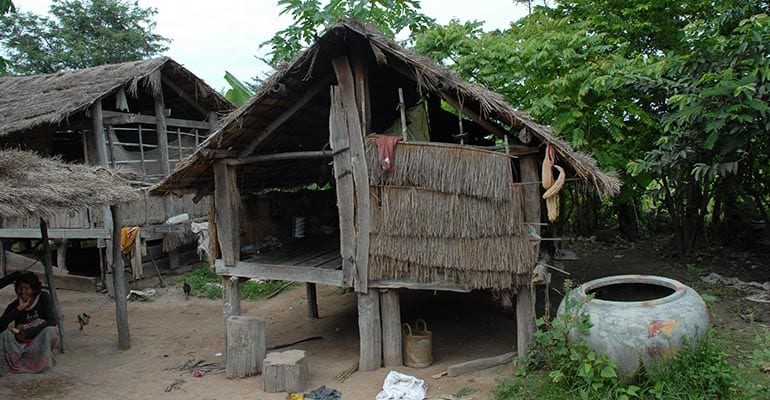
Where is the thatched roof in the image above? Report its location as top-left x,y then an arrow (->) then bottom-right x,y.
151,18 -> 620,198
0,149 -> 139,219
0,57 -> 231,136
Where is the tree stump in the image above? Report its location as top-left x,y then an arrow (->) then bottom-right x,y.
263,350 -> 308,393
225,316 -> 266,379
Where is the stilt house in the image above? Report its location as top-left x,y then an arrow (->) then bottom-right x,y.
0,58 -> 233,280
152,19 -> 621,370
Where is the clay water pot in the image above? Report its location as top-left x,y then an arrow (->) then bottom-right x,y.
557,275 -> 710,376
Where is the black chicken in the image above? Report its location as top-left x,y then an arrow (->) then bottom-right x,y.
183,281 -> 191,299
77,313 -> 91,334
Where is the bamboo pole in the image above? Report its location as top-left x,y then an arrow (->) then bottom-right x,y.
39,218 -> 65,353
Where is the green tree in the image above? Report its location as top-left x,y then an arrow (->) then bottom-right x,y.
263,0 -> 435,65
0,0 -> 169,75
0,0 -> 14,75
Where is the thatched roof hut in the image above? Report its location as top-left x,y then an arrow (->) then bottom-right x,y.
0,149 -> 139,219
0,57 -> 229,139
150,18 -> 622,370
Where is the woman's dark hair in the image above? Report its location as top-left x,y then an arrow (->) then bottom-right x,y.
15,272 -> 43,293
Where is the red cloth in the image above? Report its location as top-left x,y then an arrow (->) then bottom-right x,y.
375,135 -> 403,172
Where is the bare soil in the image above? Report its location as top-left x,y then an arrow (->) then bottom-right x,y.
1,237 -> 768,400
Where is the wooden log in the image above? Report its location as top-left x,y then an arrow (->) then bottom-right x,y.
213,160 -> 240,266
55,239 -> 68,273
306,283 -> 319,319
447,352 -> 516,377
263,350 -> 309,393
351,50 -> 371,133
223,275 -> 242,358
332,56 -> 370,294
225,316 -> 266,379
517,154 -> 540,358
110,205 -> 131,350
91,100 -> 109,166
0,239 -> 7,277
329,86 -> 355,288
380,289 -> 402,367
357,289 -> 382,371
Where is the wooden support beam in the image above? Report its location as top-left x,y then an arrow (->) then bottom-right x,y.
223,275 -> 242,359
91,100 -> 109,166
306,283 -> 319,319
56,239 -> 68,273
329,86 -> 356,288
154,72 -> 179,271
516,154 -> 540,358
369,279 -> 472,293
358,289 -> 382,371
40,218 -> 66,353
110,205 -> 131,350
102,111 -> 213,130
332,56 -> 370,294
161,75 -> 210,116
238,78 -> 330,159
225,150 -> 333,166
380,289 -> 402,367
0,228 -> 111,239
0,239 -> 6,277
213,160 -> 240,266
351,51 -> 371,134
214,259 -> 344,286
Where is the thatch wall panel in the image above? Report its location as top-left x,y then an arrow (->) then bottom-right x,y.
365,138 -> 513,202
368,256 -> 528,289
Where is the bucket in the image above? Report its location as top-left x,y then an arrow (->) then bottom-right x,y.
402,319 -> 432,368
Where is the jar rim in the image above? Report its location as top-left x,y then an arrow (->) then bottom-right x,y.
574,275 -> 687,306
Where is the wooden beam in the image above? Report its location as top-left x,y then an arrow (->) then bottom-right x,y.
161,75 -> 209,116
238,77 -> 331,158
358,289 -> 382,371
306,283 -> 319,319
213,160 -> 240,266
222,275 -> 242,359
215,259 -> 344,286
380,289 -> 402,367
91,100 -> 109,166
102,110 -> 212,130
154,71 -> 179,271
329,86 -> 356,288
447,352 -> 516,377
110,205 -> 131,350
517,154 -> 540,358
225,150 -> 333,166
369,279 -> 472,293
332,56 -> 370,294
0,228 -> 111,239
40,218 -> 66,353
351,50 -> 372,134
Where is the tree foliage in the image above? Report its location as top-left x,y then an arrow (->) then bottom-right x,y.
0,0 -> 169,75
0,0 -> 13,75
414,0 -> 770,254
263,0 -> 435,65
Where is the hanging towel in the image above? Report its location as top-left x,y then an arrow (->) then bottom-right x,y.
375,135 -> 403,172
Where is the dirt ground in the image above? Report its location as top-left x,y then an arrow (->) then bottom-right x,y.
1,237 -> 768,400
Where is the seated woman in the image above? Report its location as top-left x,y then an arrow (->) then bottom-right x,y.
0,272 -> 60,375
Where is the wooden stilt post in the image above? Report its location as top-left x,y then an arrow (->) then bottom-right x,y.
517,154 -> 540,358
380,289 -> 402,367
0,239 -> 7,277
56,239 -> 68,273
110,205 -> 131,350
39,218 -> 66,353
223,275 -> 242,358
152,71 -> 179,270
358,288 -> 382,371
306,283 -> 319,319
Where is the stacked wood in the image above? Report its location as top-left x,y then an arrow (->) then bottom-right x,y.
263,350 -> 308,393
225,316 -> 266,379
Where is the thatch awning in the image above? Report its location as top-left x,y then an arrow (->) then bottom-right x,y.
151,18 -> 620,198
0,57 -> 230,137
0,149 -> 139,219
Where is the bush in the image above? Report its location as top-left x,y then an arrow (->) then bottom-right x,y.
183,266 -> 295,300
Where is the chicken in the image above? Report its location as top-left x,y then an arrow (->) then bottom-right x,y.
77,312 -> 91,334
183,281 -> 191,299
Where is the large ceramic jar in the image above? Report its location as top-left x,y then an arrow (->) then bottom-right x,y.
557,275 -> 710,376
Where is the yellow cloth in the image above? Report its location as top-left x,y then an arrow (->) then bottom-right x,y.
120,226 -> 140,254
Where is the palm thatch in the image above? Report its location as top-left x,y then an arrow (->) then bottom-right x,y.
0,57 -> 230,136
0,149 -> 139,219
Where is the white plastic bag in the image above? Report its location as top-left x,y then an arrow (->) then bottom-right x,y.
375,370 -> 427,400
